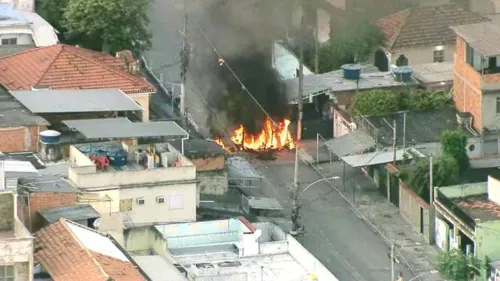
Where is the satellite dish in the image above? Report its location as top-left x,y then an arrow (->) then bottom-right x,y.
254,229 -> 262,241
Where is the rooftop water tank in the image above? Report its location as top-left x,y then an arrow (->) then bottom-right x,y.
341,64 -> 361,80
39,130 -> 61,144
393,66 -> 413,82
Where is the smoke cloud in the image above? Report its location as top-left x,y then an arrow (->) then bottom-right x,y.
189,0 -> 295,135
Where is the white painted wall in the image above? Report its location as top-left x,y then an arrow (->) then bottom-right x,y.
391,45 -> 455,65
0,33 -> 33,46
488,176 -> 500,206
119,183 -> 197,225
0,219 -> 33,281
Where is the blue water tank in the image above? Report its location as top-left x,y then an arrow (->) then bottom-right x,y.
341,64 -> 361,80
39,130 -> 61,144
108,151 -> 128,167
393,66 -> 413,82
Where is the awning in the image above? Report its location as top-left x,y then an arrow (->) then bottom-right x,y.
38,204 -> 100,223
324,130 -> 376,157
340,148 -> 426,167
10,89 -> 142,113
63,118 -> 188,139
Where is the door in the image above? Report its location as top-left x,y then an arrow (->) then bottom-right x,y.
389,174 -> 400,207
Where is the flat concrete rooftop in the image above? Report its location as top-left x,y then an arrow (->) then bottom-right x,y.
172,249 -> 312,281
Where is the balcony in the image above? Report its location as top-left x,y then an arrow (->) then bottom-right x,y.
68,141 -> 196,189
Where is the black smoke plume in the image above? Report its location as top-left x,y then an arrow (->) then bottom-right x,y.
198,0 -> 293,135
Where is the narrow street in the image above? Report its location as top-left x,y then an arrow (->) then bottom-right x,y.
252,153 -> 416,281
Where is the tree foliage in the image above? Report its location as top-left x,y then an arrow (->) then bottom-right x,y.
350,89 -> 400,116
62,0 -> 152,54
400,155 -> 459,202
287,20 -> 384,73
440,130 -> 470,175
37,0 -> 69,33
350,89 -> 452,116
435,249 -> 483,281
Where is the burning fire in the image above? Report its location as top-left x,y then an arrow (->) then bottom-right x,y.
217,117 -> 295,151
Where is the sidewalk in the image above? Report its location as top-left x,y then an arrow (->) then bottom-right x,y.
299,141 -> 443,281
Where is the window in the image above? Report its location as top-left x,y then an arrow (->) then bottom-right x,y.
1,38 -> 16,45
119,199 -> 133,212
136,197 -> 145,205
0,265 -> 14,281
169,194 -> 184,210
497,97 -> 500,114
156,196 -> 165,204
465,43 -> 483,71
433,50 -> 444,63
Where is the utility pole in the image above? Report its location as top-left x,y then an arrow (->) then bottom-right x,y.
429,155 -> 433,204
392,119 -> 397,164
180,0 -> 188,127
391,244 -> 395,281
292,0 -> 305,233
314,26 -> 319,74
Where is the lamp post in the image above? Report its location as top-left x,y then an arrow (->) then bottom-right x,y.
291,176 -> 340,233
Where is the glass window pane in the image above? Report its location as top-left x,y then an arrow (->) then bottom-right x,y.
0,266 -> 5,277
6,277 -> 13,281
5,266 -> 12,276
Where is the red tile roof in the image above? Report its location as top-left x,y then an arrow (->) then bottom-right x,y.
34,219 -> 146,281
0,44 -> 156,94
377,5 -> 488,50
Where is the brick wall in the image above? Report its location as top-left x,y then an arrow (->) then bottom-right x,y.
453,37 -> 483,131
191,155 -> 225,172
0,126 -> 46,153
0,193 -> 14,231
20,192 -> 78,232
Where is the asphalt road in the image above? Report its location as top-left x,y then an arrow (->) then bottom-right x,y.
252,153 -> 415,281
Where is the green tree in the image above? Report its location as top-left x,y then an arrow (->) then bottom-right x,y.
440,130 -> 470,175
400,155 -> 459,202
350,89 -> 400,116
63,0 -> 152,54
317,21 -> 384,73
37,0 -> 69,32
400,89 -> 451,111
435,249 -> 483,281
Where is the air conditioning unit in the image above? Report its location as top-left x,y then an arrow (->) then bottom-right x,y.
156,196 -> 165,204
136,198 -> 145,205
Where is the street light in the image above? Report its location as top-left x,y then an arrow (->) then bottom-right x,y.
291,176 -> 340,234
390,242 -> 421,281
407,270 -> 439,281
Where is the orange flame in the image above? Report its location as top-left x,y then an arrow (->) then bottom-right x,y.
214,137 -> 225,149
224,117 -> 295,151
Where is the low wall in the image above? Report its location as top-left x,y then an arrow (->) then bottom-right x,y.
198,170 -> 228,195
194,273 -> 247,281
286,234 -> 339,281
399,183 -> 435,244
123,226 -> 167,255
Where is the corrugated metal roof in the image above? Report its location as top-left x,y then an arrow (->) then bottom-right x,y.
451,22 -> 500,56
283,64 -> 408,102
3,160 -> 37,173
340,147 -> 425,167
39,204 -> 100,223
324,130 -> 376,157
10,89 -> 143,113
63,118 -> 188,139
19,175 -> 79,193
